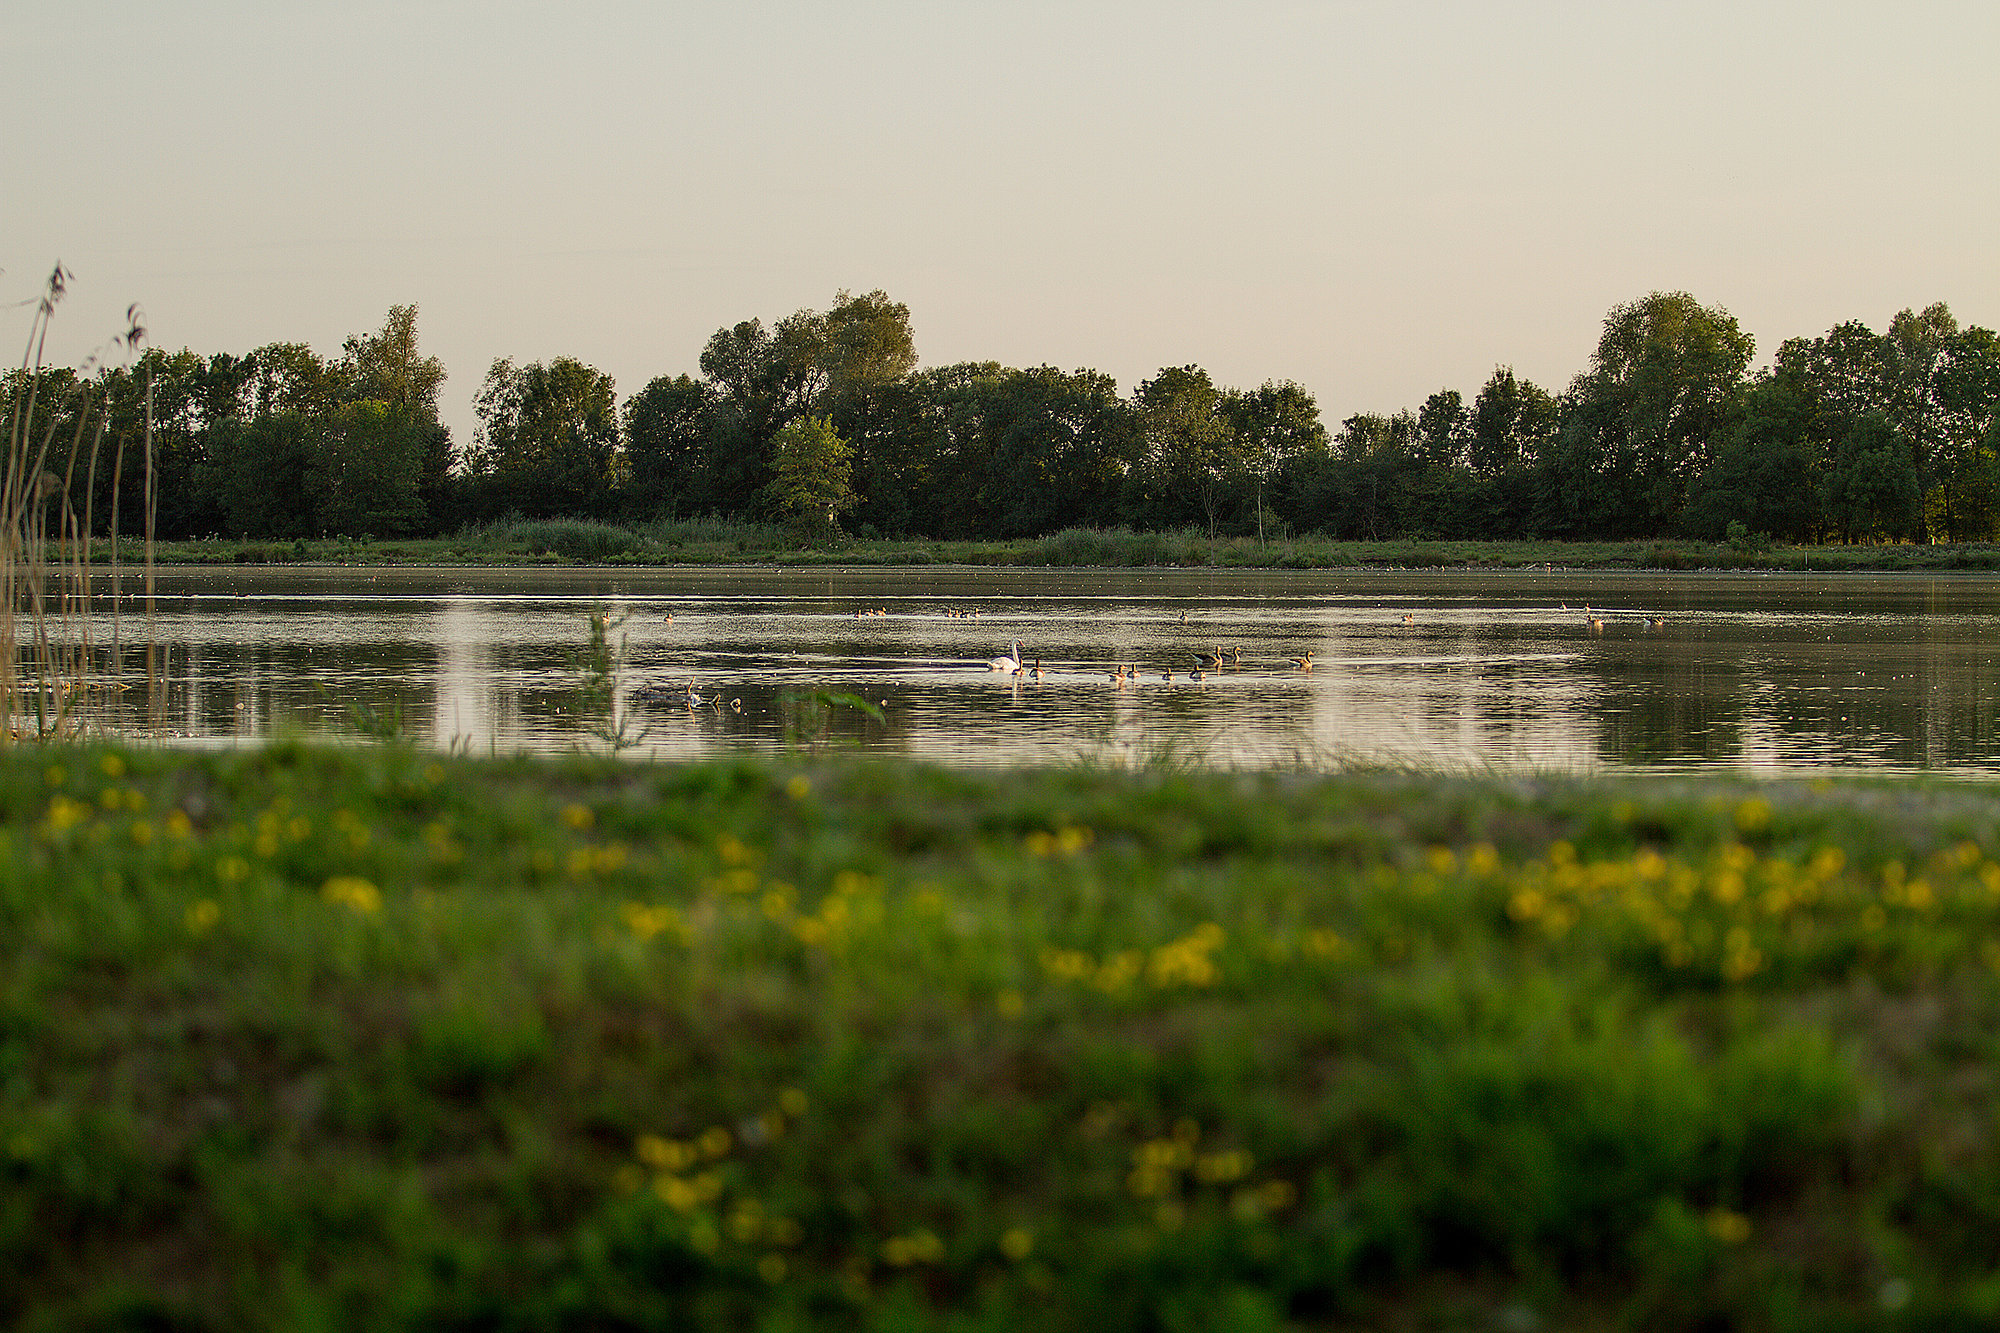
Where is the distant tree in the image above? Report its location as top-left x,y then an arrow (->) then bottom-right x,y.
1223,380 -> 1328,541
621,374 -> 714,517
341,304 -> 446,423
1824,412 -> 1919,542
1468,367 -> 1556,478
466,357 -> 618,516
1128,365 -> 1243,537
694,290 -> 919,518
1565,292 -> 1754,532
213,413 -> 314,538
1683,376 -> 1822,542
308,400 -> 429,537
1415,389 -> 1469,469
980,366 -> 1134,537
766,415 -> 856,540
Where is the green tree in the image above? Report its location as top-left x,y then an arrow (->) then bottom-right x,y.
1824,412 -> 1919,542
1128,365 -> 1243,537
766,415 -> 856,540
1468,367 -> 1557,478
308,400 -> 429,537
1416,389 -> 1469,469
979,366 -> 1134,538
341,304 -> 446,423
1879,304 -> 2000,540
1223,380 -> 1329,542
467,357 -> 618,516
1683,376 -> 1822,542
621,373 -> 714,517
1567,292 -> 1755,531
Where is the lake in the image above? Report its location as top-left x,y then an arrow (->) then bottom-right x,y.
49,565 -> 2000,776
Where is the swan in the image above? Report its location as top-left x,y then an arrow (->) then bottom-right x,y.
1287,651 -> 1313,671
987,640 -> 1025,672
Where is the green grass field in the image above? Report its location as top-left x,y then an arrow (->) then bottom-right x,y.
8,743 -> 2000,1330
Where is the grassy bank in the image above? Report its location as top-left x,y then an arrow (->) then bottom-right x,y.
9,744 -> 2000,1329
116,520 -> 2000,573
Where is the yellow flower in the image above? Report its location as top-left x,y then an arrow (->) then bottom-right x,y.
1704,1207 -> 1751,1244
322,877 -> 382,915
999,1227 -> 1034,1261
185,899 -> 221,934
559,803 -> 595,831
1734,798 -> 1773,834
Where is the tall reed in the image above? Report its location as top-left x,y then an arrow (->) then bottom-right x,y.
1,263 -> 153,743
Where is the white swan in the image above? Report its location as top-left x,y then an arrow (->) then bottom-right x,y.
986,640 -> 1025,672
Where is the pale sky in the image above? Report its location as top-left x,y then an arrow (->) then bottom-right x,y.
8,1 -> 1996,448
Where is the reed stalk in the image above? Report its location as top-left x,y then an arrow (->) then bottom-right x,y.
1,264 -> 153,744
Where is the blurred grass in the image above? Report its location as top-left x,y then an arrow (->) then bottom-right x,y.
8,746 -> 2000,1329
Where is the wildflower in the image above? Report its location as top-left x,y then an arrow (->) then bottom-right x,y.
786,776 -> 811,799
636,1135 -> 699,1172
778,1088 -> 808,1118
882,1230 -> 944,1266
1195,1149 -> 1254,1183
1000,1227 -> 1034,1261
1302,929 -> 1348,960
99,754 -> 126,779
995,989 -> 1025,1019
1704,1208 -> 1751,1244
717,833 -> 761,867
185,900 -> 220,934
758,1254 -> 786,1283
1426,846 -> 1457,875
322,876 -> 382,915
1148,924 -> 1224,988
559,803 -> 594,831
1734,797 -> 1773,834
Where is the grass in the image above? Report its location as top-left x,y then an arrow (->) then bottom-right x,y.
9,743 -> 2000,1329
117,523 -> 2000,573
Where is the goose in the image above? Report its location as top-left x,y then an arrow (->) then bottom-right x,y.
987,640 -> 1025,673
1031,659 -> 1046,682
1109,664 -> 1129,686
1196,647 -> 1227,669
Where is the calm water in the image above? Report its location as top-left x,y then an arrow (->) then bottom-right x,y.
53,565 -> 2000,776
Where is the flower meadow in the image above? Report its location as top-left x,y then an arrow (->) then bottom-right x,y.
7,742 -> 2000,1330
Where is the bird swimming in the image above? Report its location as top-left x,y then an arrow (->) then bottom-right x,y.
987,640 -> 1025,672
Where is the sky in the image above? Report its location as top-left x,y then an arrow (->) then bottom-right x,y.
7,0 -> 1997,449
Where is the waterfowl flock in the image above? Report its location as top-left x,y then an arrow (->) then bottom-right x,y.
618,595 -> 1671,717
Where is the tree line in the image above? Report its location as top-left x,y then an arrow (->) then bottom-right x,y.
14,289 -> 1999,545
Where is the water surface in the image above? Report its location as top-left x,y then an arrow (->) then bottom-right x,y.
61,565 -> 2000,775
